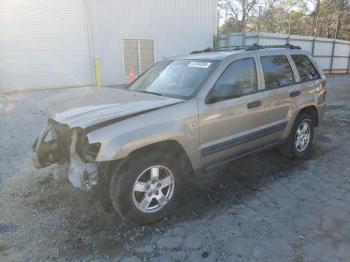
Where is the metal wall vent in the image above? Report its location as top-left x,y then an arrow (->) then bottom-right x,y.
123,39 -> 154,78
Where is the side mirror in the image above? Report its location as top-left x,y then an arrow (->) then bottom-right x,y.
207,83 -> 241,103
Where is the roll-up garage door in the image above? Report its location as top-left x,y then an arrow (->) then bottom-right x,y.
0,0 -> 93,91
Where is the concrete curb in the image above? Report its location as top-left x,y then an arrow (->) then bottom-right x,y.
0,85 -> 95,95
0,84 -> 128,95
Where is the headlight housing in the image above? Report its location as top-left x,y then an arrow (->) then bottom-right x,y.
77,133 -> 101,162
43,123 -> 57,142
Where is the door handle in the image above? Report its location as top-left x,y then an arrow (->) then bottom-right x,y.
290,90 -> 301,97
247,100 -> 262,109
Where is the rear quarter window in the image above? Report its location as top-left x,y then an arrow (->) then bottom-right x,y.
291,55 -> 320,82
260,55 -> 294,89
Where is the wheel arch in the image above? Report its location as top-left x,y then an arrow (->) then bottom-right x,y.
105,140 -> 195,181
283,104 -> 319,140
297,105 -> 318,127
127,140 -> 194,177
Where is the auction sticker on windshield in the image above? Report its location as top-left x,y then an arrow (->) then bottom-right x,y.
188,61 -> 212,68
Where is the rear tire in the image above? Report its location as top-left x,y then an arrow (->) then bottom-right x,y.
279,113 -> 314,159
109,151 -> 184,225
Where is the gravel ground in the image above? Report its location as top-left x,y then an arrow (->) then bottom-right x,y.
0,75 -> 350,261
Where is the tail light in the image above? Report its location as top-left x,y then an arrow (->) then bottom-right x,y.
321,79 -> 327,95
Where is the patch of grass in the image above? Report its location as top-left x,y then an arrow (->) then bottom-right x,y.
15,245 -> 25,251
0,244 -> 10,252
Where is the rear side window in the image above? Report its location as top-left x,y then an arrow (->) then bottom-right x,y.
291,55 -> 320,81
261,56 -> 294,89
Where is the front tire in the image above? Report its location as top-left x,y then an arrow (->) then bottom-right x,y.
280,113 -> 314,159
109,151 -> 184,225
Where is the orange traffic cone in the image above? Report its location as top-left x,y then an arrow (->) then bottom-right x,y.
129,65 -> 136,83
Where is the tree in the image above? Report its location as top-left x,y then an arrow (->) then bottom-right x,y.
311,0 -> 321,35
218,0 -> 259,33
217,0 -> 350,40
219,17 -> 241,33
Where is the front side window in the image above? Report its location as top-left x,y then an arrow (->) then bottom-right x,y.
209,58 -> 257,102
128,60 -> 216,99
261,55 -> 294,89
291,55 -> 320,82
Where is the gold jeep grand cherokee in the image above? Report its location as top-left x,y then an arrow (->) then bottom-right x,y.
33,44 -> 327,225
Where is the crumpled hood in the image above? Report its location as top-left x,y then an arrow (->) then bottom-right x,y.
41,86 -> 184,129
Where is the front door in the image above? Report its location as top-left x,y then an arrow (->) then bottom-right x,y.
198,57 -> 266,168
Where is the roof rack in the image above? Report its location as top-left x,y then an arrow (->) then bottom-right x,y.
190,47 -> 213,54
190,45 -> 245,54
190,44 -> 301,54
214,45 -> 246,51
245,43 -> 301,51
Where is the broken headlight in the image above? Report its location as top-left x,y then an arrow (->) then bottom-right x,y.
83,143 -> 101,162
78,133 -> 101,162
43,124 -> 57,142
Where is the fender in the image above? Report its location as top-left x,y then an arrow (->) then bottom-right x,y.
282,78 -> 326,138
86,100 -> 201,170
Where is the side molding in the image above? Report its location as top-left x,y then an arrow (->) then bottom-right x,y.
201,121 -> 288,157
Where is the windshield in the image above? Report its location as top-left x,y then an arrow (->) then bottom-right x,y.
128,60 -> 217,99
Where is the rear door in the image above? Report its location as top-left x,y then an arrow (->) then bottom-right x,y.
256,53 -> 297,143
198,55 -> 266,168
290,54 -> 323,103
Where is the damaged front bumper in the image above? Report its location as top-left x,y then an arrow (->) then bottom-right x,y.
32,150 -> 42,169
32,122 -> 100,191
67,130 -> 99,191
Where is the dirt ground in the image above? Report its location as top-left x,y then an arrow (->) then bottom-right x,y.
0,75 -> 350,261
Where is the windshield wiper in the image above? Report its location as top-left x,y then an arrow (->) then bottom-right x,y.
136,90 -> 163,97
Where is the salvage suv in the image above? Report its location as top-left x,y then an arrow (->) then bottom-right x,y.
33,44 -> 327,225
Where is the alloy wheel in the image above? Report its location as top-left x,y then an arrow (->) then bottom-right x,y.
295,121 -> 311,152
132,165 -> 175,213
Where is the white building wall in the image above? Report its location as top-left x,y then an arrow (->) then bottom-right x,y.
0,0 -> 94,91
0,0 -> 218,90
88,0 -> 218,85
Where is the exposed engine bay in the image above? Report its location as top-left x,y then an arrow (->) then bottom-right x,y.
31,87 -> 185,192
32,120 -> 101,191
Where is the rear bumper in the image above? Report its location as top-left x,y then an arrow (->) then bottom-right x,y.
316,102 -> 327,125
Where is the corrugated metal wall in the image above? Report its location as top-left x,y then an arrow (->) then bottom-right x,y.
0,0 -> 218,90
87,0 -> 218,85
217,32 -> 350,73
0,0 -> 94,91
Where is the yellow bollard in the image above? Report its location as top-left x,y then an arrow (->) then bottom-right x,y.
94,56 -> 101,86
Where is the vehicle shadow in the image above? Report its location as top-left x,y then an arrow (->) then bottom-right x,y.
168,148 -> 306,222
81,148 -> 315,258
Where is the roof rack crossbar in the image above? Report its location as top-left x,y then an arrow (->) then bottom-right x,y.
190,45 -> 246,54
246,43 -> 301,51
190,47 -> 213,54
214,45 -> 245,51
